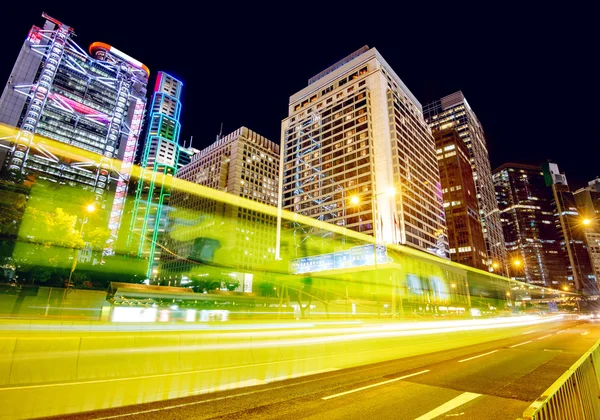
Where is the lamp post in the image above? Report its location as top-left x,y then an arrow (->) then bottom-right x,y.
67,203 -> 95,288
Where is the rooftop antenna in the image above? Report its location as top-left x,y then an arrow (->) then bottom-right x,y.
217,123 -> 223,141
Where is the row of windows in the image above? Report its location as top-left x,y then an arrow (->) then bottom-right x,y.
293,66 -> 368,112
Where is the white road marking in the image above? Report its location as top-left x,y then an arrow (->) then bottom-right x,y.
537,334 -> 552,340
522,331 -> 534,335
457,350 -> 499,363
321,370 -> 430,400
582,331 -> 589,335
509,341 -> 532,348
414,392 -> 482,420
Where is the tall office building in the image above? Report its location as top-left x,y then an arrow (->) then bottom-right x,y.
161,127 -> 279,290
493,163 -> 568,286
279,46 -> 448,258
0,13 -> 149,254
434,129 -> 487,270
424,92 -> 507,274
128,72 -> 182,277
543,162 -> 597,295
177,143 -> 199,170
574,177 -> 600,287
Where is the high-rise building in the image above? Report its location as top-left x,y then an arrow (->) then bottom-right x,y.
177,142 -> 199,170
0,13 -> 149,254
434,129 -> 487,270
424,91 -> 507,274
279,46 -> 448,258
574,177 -> 600,288
493,163 -> 568,286
542,162 -> 598,295
128,72 -> 182,277
161,127 -> 280,290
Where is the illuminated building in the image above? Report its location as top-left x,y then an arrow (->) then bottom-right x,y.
435,129 -> 487,270
573,177 -> 600,288
177,143 -> 199,170
128,72 -> 183,277
161,127 -> 280,290
493,163 -> 568,286
0,13 -> 149,255
542,162 -> 597,295
424,91 -> 507,274
279,46 -> 448,258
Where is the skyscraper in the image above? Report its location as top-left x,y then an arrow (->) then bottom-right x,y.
435,129 -> 487,270
177,143 -> 199,170
279,46 -> 448,258
542,162 -> 597,295
0,13 -> 149,254
493,163 -> 568,286
573,177 -> 600,290
424,91 -> 507,274
128,72 -> 182,277
161,127 -> 280,290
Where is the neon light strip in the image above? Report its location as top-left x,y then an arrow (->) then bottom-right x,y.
89,42 -> 150,76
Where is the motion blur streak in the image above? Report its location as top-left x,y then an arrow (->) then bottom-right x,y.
3,316 -> 562,362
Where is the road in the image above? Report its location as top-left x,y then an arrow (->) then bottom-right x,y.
43,319 -> 599,420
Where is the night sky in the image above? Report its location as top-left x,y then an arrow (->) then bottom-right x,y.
2,3 -> 597,189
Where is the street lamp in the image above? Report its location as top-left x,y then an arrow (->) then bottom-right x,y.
491,262 -> 499,272
67,203 -> 95,288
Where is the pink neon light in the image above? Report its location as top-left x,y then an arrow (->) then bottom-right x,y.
154,71 -> 163,93
51,93 -> 110,124
107,98 -> 145,237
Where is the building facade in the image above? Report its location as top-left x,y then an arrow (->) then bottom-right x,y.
574,177 -> 600,289
0,14 -> 149,255
161,127 -> 280,291
177,143 -> 199,170
493,163 -> 568,286
435,129 -> 487,270
424,92 -> 507,274
128,72 -> 183,277
279,46 -> 448,259
543,162 -> 598,295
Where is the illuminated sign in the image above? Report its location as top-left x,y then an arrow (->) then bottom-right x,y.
290,244 -> 388,274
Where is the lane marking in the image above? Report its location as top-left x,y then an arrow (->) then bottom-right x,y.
457,350 -> 498,363
537,334 -> 552,340
509,341 -> 532,348
556,330 -> 565,334
522,331 -> 534,335
582,332 -> 589,336
414,392 -> 481,420
321,370 -> 430,400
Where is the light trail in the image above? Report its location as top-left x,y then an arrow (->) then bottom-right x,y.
3,316 -> 565,362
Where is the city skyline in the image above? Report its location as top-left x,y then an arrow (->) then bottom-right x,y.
1,5 -> 596,189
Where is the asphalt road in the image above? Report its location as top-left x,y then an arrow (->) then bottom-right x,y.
43,319 -> 600,420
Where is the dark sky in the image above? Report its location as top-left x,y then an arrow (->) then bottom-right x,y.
2,3 -> 597,189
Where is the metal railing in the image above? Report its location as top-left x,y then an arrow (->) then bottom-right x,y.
520,338 -> 600,420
